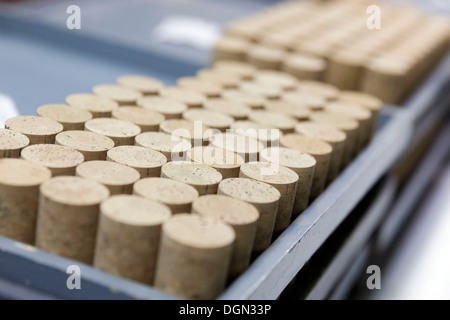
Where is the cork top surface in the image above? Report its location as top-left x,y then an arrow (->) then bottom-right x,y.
211,133 -> 263,155
222,90 -> 266,109
188,146 -> 244,169
159,88 -> 207,107
55,131 -> 115,152
177,78 -> 222,97
295,122 -> 347,143
325,102 -> 371,120
0,129 -> 30,150
249,111 -> 297,131
218,178 -> 280,204
66,93 -> 119,113
76,160 -> 140,186
285,53 -> 326,71
332,48 -> 369,66
338,91 -> 383,111
107,146 -> 167,169
280,133 -> 332,156
183,109 -> 234,130
231,121 -> 281,143
85,118 -> 141,138
93,84 -> 143,104
214,36 -> 250,52
239,81 -> 282,100
264,100 -> 311,119
40,176 -> 110,206
112,107 -> 165,127
240,161 -> 299,185
368,56 -> 410,75
248,45 -> 286,62
5,116 -> 63,137
197,69 -> 241,88
135,132 -> 192,156
160,119 -> 210,141
254,70 -> 298,91
297,81 -> 340,100
137,96 -> 188,116
192,195 -> 259,225
204,99 -> 251,119
310,112 -> 359,132
37,104 -> 93,124
117,75 -> 164,95
163,214 -> 235,249
21,144 -> 84,169
162,161 -> 222,187
101,195 -> 171,226
282,91 -> 326,110
0,158 -> 51,187
134,177 -> 199,205
213,60 -> 257,79
260,147 -> 316,169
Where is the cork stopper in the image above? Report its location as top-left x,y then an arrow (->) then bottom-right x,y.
183,109 -> 234,132
260,147 -> 316,171
280,133 -> 332,157
0,129 -> 30,158
134,177 -> 199,214
160,88 -> 206,109
117,75 -> 164,95
5,116 -> 63,145
338,91 -> 383,112
254,70 -> 298,91
76,160 -> 140,195
0,158 -> 51,188
137,96 -> 187,119
55,130 -> 115,161
21,144 -> 84,176
84,118 -> 141,146
222,90 -> 266,109
107,146 -> 167,178
196,69 -> 241,89
204,99 -> 251,120
297,80 -> 340,101
135,132 -> 192,161
231,121 -> 281,147
283,53 -> 326,80
177,78 -> 222,98
112,106 -> 165,132
239,81 -> 282,100
161,161 -> 223,195
160,119 -> 210,146
264,100 -> 311,120
37,104 -> 93,131
211,132 -> 263,163
325,102 -> 372,123
213,60 -> 257,80
247,45 -> 286,70
212,36 -> 252,62
282,91 -> 326,111
66,93 -> 119,118
295,122 -> 347,144
248,110 -> 297,134
93,84 -> 143,106
188,146 -> 244,179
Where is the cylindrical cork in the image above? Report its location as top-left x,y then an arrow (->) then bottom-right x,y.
325,48 -> 368,91
76,160 -> 140,195
212,36 -> 252,62
183,109 -> 234,133
35,176 -> 110,263
0,159 -> 51,243
93,84 -> 143,106
297,80 -> 340,101
55,130 -> 115,161
247,45 -> 286,70
94,195 -> 171,284
211,132 -> 263,163
177,77 -> 222,98
239,81 -> 282,100
260,147 -> 316,218
5,116 -> 63,145
135,132 -> 192,161
218,177 -> 280,252
309,112 -> 359,167
231,121 -> 282,148
192,195 -> 259,278
295,122 -> 347,184
154,214 -> 235,300
66,93 -> 119,118
107,146 -> 167,178
117,75 -> 164,96
280,134 -> 332,200
21,144 -> 84,177
282,91 -> 327,111
137,96 -> 188,120
134,177 -> 199,214
253,70 -> 298,91
239,161 -> 298,233
37,104 -> 93,131
160,119 -> 210,147
248,110 -> 297,134
187,146 -> 244,179
112,107 -> 165,132
222,90 -> 266,109
282,53 -> 326,81
0,129 -> 30,158
161,161 -> 222,195
159,88 -> 206,109
264,100 -> 311,121
196,69 -> 241,89
204,99 -> 251,121
84,118 -> 141,146
213,60 -> 257,80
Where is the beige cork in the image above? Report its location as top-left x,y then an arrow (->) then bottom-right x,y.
137,96 -> 187,120
21,144 -> 84,177
55,130 -> 115,161
66,93 -> 118,118
5,116 -> 63,145
231,121 -> 281,148
239,162 -> 298,232
183,109 -> 234,132
283,53 -> 326,81
295,122 -> 346,184
76,160 -> 140,195
196,69 -> 241,89
112,106 -> 165,132
211,132 -> 263,163
94,195 -> 171,284
154,214 -> 235,300
134,177 -> 199,214
135,132 -> 192,161
212,36 -> 252,62
213,60 -> 257,80
93,84 -> 143,106
222,90 -> 266,109
260,147 -> 316,218
297,80 -> 340,101
247,45 -> 286,70
161,161 -> 222,195
117,75 -> 164,96
159,88 -> 206,109
187,146 -> 244,179
248,110 -> 297,134
107,146 -> 167,178
253,70 -> 298,91
35,176 -> 110,263
325,48 -> 368,91
282,91 -> 326,111
192,194 -> 259,277
84,118 -> 141,146
0,159 -> 51,244
177,77 -> 222,98
239,81 -> 282,100
226,21 -> 262,42
0,129 -> 30,158
264,100 -> 311,120
280,134 -> 332,200
37,104 -> 93,131
160,119 -> 210,146
204,99 -> 251,121
218,178 -> 280,251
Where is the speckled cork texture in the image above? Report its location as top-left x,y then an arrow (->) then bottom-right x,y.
254,70 -> 298,91
218,178 -> 280,251
192,194 -> 259,278
177,77 -> 222,98
159,88 -> 206,109
55,130 -> 115,161
94,195 -> 171,284
93,84 -> 143,106
84,118 -> 141,146
239,81 -> 282,100
264,100 -> 311,121
35,176 -> 110,264
248,110 -> 297,134
137,96 -> 188,120
117,75 -> 164,95
297,81 -> 340,101
112,107 -> 165,132
37,104 -> 93,131
66,93 -> 119,118
212,37 -> 251,62
222,90 -> 266,110
134,177 -> 199,214
204,99 -> 251,121
154,214 -> 235,299
0,159 -> 51,244
0,129 -> 30,158
135,132 -> 192,161
159,119 -> 211,146
282,91 -> 326,111
213,60 -> 257,80
183,109 -> 234,132
211,132 -> 263,163
282,53 -> 326,81
5,116 -> 63,145
231,121 -> 281,148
